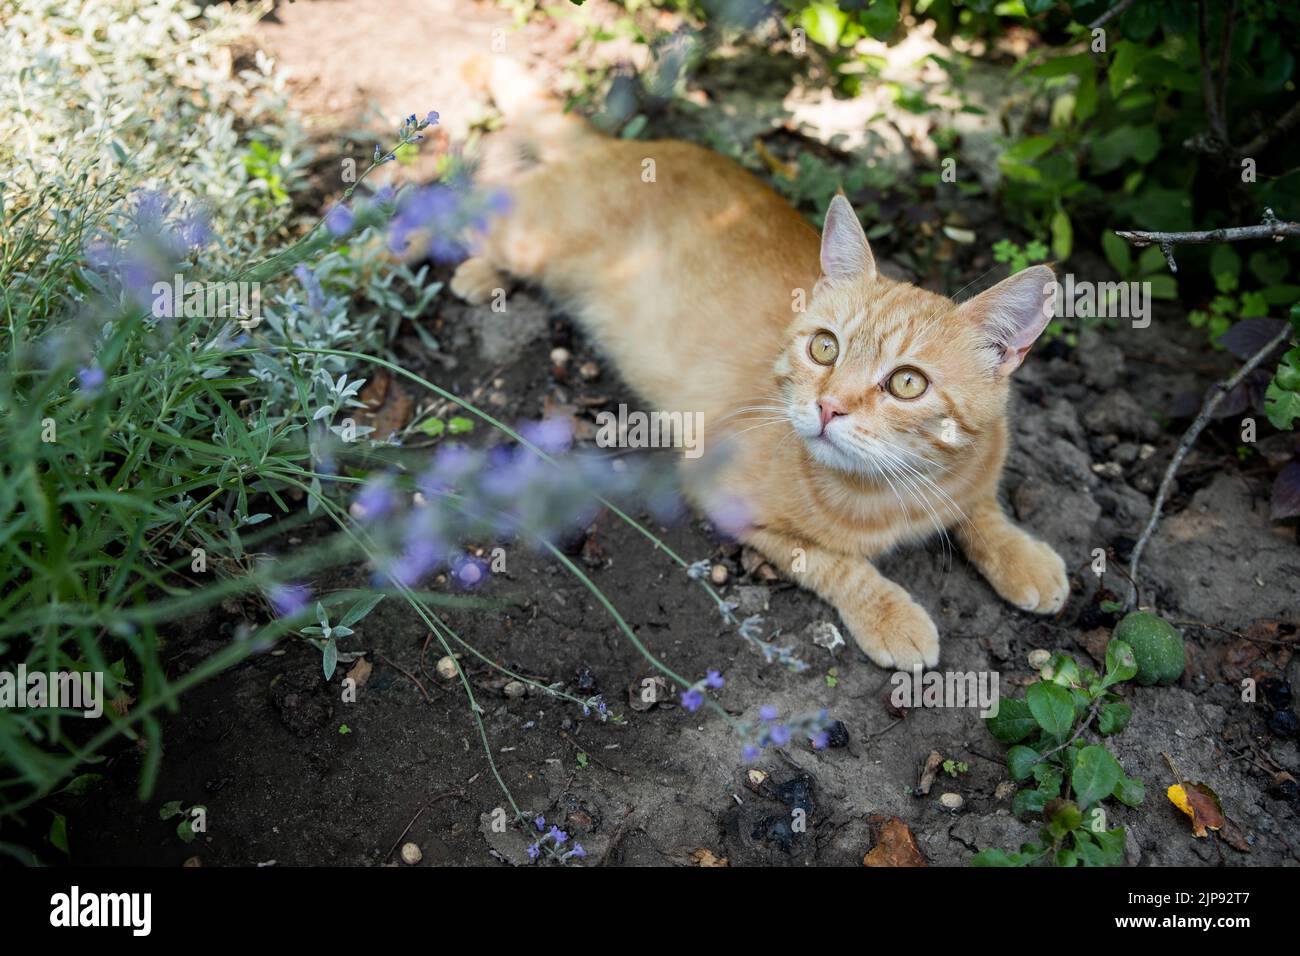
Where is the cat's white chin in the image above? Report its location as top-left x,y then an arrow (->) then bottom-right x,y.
804,432 -> 877,475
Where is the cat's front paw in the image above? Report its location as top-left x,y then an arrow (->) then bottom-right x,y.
979,533 -> 1069,615
842,587 -> 940,671
450,257 -> 504,306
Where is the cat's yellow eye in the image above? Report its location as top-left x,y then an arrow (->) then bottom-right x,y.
886,367 -> 928,400
809,330 -> 839,366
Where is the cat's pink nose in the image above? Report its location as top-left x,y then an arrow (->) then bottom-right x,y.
818,398 -> 846,431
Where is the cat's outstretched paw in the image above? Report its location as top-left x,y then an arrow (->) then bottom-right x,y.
450,257 -> 504,306
979,533 -> 1069,615
844,589 -> 940,671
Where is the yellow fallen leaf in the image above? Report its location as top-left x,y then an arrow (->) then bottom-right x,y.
1167,783 -> 1223,838
863,817 -> 927,867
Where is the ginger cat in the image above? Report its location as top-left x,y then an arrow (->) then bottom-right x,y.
450,59 -> 1069,670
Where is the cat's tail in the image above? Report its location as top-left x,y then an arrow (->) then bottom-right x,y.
461,54 -> 598,174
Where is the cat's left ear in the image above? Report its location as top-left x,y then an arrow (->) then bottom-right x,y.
958,264 -> 1056,377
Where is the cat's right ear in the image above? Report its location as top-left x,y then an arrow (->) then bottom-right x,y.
816,194 -> 876,294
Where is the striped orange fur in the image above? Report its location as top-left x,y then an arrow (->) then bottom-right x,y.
450,58 -> 1068,669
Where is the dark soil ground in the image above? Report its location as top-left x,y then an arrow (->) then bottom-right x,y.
58,278 -> 1300,867
45,0 -> 1300,867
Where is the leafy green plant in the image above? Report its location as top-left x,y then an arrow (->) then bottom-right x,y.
241,140 -> 291,207
992,238 -> 1050,275
302,596 -> 384,680
1184,246 -> 1278,346
973,642 -> 1144,867
159,800 -> 207,844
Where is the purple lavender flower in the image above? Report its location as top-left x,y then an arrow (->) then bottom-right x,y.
420,445 -> 479,494
324,204 -> 355,237
486,188 -> 512,218
811,731 -> 829,750
759,704 -> 778,722
706,494 -> 754,540
353,477 -> 395,522
293,264 -> 326,313
519,417 -> 573,456
527,842 -> 541,860
681,688 -> 703,712
480,446 -> 543,501
387,185 -> 461,256
77,365 -> 106,392
450,554 -> 489,589
547,826 -> 568,845
268,583 -> 311,618
534,815 -> 546,832
742,744 -> 760,762
570,843 -> 587,859
378,534 -> 445,588
131,189 -> 170,231
704,670 -> 724,689
648,486 -> 687,525
769,723 -> 791,746
175,212 -> 213,250
425,110 -> 440,126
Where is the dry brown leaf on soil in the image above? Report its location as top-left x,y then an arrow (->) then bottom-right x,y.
355,369 -> 413,440
1218,817 -> 1252,854
1205,619 -> 1294,685
863,816 -> 927,867
689,848 -> 729,867
540,393 -> 597,441
916,750 -> 944,796
1167,782 -> 1225,838
346,657 -> 373,689
1078,627 -> 1111,667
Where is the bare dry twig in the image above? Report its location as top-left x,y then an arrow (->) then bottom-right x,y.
1089,0 -> 1139,31
1114,208 -> 1300,272
1124,324 -> 1294,610
1240,99 -> 1300,157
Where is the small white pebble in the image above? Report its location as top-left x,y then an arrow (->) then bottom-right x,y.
436,656 -> 458,680
939,792 -> 964,811
400,842 -> 422,865
550,347 -> 571,366
504,680 -> 526,699
1027,649 -> 1051,668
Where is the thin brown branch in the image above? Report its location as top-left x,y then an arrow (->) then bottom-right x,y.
1124,323 -> 1295,610
1239,98 -> 1300,158
1216,1 -> 1237,128
377,651 -> 432,703
1089,0 -> 1139,31
1113,209 -> 1300,272
1198,0 -> 1228,145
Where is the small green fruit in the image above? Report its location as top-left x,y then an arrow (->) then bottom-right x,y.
1111,612 -> 1184,686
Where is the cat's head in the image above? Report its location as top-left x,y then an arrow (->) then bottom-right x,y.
776,194 -> 1054,478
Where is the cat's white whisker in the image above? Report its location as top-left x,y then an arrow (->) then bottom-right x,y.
870,445 -> 956,568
